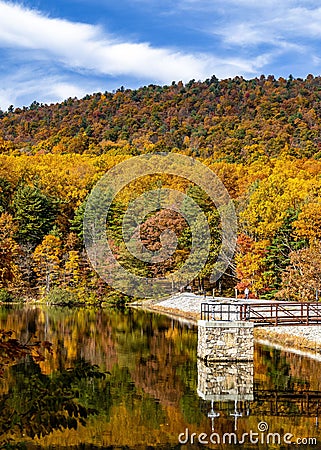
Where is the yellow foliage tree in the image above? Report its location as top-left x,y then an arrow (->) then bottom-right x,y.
293,202 -> 321,243
240,158 -> 314,239
33,235 -> 62,294
235,234 -> 270,296
0,213 -> 21,288
64,250 -> 81,287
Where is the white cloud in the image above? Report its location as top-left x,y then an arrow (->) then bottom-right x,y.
2,0 -> 321,108
272,6 -> 321,38
0,0 -> 262,87
0,65 -> 93,109
205,2 -> 321,47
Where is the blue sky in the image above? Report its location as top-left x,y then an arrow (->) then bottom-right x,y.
1,0 -> 321,109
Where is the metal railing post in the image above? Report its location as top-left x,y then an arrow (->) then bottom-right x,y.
306,303 -> 310,325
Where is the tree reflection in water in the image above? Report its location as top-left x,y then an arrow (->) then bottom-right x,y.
0,334 -> 107,447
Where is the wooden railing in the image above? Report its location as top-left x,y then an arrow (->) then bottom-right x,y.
201,302 -> 321,326
202,389 -> 321,417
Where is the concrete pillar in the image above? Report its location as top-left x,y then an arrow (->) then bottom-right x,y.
197,320 -> 254,362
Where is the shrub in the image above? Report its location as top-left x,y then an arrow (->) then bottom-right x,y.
45,288 -> 79,306
0,289 -> 14,303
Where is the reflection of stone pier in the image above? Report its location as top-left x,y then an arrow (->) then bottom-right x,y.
197,359 -> 254,402
196,318 -> 254,429
197,320 -> 254,362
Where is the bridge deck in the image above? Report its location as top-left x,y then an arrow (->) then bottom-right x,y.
201,301 -> 321,326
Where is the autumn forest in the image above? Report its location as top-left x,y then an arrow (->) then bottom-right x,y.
1,74 -> 321,303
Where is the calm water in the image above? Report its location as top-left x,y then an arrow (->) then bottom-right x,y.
0,305 -> 321,449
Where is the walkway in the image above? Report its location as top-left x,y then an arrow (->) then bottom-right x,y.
201,301 -> 321,326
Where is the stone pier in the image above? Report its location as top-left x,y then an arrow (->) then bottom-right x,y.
197,320 -> 254,362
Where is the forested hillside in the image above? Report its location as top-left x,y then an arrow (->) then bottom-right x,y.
1,74 -> 321,303
2,74 -> 321,160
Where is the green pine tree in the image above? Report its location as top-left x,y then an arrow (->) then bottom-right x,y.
13,184 -> 57,245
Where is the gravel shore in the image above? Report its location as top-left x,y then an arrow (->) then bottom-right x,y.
135,292 -> 202,324
135,292 -> 219,323
135,293 -> 321,355
254,325 -> 321,355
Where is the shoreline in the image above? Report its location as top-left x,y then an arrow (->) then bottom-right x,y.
4,296 -> 321,357
254,325 -> 321,356
256,338 -> 321,361
132,300 -> 199,325
132,294 -> 321,356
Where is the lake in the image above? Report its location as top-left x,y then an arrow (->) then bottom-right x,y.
0,305 -> 320,449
